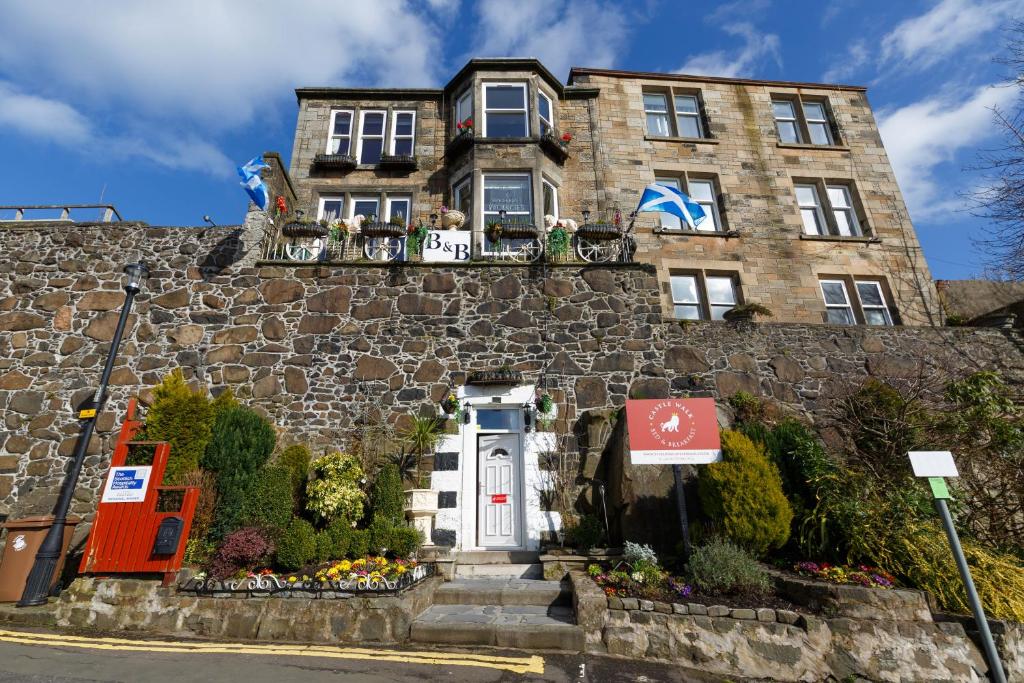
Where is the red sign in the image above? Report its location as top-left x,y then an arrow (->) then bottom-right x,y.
625,398 -> 722,465
491,494 -> 508,504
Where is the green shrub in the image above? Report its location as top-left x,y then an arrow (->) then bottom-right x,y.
202,406 -> 277,538
347,528 -> 370,558
315,530 -> 335,563
371,464 -> 405,526
144,369 -> 215,485
685,538 -> 771,597
325,519 -> 353,559
241,466 -> 293,536
275,517 -> 316,571
305,452 -> 367,525
368,520 -> 422,558
211,387 -> 239,418
278,444 -> 312,504
565,514 -> 604,550
698,430 -> 793,556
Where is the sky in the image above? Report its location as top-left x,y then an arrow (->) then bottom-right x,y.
0,0 -> 1021,280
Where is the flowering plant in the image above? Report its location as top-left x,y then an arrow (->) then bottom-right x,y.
275,195 -> 287,217
456,117 -> 473,133
793,561 -> 895,589
440,205 -> 448,214
560,131 -> 572,145
329,219 -> 348,243
314,556 -> 418,583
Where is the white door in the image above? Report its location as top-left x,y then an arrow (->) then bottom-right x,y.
477,434 -> 520,547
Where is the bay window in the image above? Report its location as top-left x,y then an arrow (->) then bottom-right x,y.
483,173 -> 532,253
483,84 -> 528,137
538,91 -> 554,137
455,89 -> 472,128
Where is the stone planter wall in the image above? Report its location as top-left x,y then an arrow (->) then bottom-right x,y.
53,576 -> 441,644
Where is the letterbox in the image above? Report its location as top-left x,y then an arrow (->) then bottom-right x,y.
153,517 -> 184,556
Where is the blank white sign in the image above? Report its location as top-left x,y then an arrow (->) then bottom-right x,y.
908,451 -> 959,478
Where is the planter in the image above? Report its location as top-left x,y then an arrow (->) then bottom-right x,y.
312,153 -> 357,171
497,223 -> 539,239
282,222 -> 329,238
441,210 -> 465,230
467,368 -> 523,386
405,489 -> 438,548
361,222 -> 406,239
722,309 -> 754,323
445,130 -> 473,159
539,132 -> 570,164
576,223 -> 622,240
379,154 -> 418,172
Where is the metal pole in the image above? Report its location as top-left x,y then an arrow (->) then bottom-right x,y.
672,465 -> 692,561
934,498 -> 1007,683
18,266 -> 145,607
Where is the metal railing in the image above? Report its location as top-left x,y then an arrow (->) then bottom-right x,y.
0,204 -> 124,223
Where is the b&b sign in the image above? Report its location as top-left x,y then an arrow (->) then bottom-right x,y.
100,466 -> 152,503
423,230 -> 470,263
625,398 -> 722,465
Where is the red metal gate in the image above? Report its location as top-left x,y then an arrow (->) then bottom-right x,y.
79,398 -> 198,584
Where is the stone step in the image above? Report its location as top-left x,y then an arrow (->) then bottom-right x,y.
456,551 -> 541,565
455,563 -> 543,579
434,579 -> 572,607
411,604 -> 583,651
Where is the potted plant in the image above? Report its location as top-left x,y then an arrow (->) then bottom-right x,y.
281,209 -> 329,238
486,220 -> 503,243
441,392 -> 460,416
400,415 -> 444,546
723,302 -> 773,323
440,206 -> 465,230
536,393 -> 554,415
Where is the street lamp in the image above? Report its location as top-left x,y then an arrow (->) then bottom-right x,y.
18,262 -> 149,607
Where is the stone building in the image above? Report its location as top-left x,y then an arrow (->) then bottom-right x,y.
0,59 -> 982,559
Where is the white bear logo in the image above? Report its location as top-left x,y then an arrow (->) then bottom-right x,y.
12,534 -> 27,552
660,413 -> 680,432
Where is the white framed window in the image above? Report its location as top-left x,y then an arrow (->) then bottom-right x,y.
795,184 -> 826,235
654,177 -> 682,230
542,179 -> 558,219
670,275 -> 701,320
389,111 -> 415,156
803,101 -> 833,145
687,179 -> 720,232
349,196 -> 380,221
820,280 -> 855,324
455,89 -> 473,128
318,196 -> 344,222
644,93 -> 671,137
326,110 -> 353,155
357,110 -> 387,164
538,91 -> 553,137
385,196 -> 411,226
483,173 -> 532,253
675,94 -> 703,138
453,177 -> 472,224
706,276 -> 738,320
855,281 -> 893,326
772,100 -> 801,143
670,272 -> 740,320
826,185 -> 859,236
483,83 -> 528,138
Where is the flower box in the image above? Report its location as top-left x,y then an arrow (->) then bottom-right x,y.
576,223 -> 622,241
379,154 -> 418,172
281,222 -> 329,238
494,223 -> 539,240
539,132 -> 570,164
467,368 -> 523,386
361,222 -> 406,239
312,153 -> 357,171
445,130 -> 474,159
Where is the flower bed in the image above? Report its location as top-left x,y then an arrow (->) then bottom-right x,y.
589,564 -> 693,603
792,561 -> 895,589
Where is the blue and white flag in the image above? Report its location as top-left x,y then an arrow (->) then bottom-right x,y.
237,155 -> 270,210
636,183 -> 706,229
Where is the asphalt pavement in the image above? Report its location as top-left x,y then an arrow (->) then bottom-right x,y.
0,627 -> 736,683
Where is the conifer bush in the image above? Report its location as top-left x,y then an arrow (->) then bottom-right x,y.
371,464 -> 405,526
241,465 -> 293,536
143,369 -> 215,484
347,528 -> 371,558
275,518 -> 316,571
278,444 -> 312,505
698,430 -> 793,556
202,406 -> 277,538
325,518 -> 353,559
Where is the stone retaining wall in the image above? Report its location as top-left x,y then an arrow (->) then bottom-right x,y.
53,576 -> 441,644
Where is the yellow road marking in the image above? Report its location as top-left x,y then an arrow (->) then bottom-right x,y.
0,629 -> 545,675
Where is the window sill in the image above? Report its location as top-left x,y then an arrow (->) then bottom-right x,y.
777,142 -> 850,152
799,233 -> 879,243
654,228 -> 739,238
645,135 -> 719,145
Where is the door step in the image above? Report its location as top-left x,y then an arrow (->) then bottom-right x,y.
410,604 -> 583,651
455,563 -> 542,579
434,579 -> 572,607
456,551 -> 540,565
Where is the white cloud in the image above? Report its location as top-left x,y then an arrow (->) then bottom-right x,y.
822,40 -> 869,83
676,23 -> 781,78
469,0 -> 628,80
0,81 -> 92,144
880,0 -> 1024,70
878,82 -> 1017,220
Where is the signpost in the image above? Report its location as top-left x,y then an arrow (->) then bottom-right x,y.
908,451 -> 1007,683
625,398 -> 721,558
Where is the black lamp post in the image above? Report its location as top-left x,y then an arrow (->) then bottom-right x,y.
18,262 -> 148,607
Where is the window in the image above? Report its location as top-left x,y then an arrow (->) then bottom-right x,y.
326,110 -> 353,155
350,196 -> 380,221
542,179 -> 558,219
357,110 -> 387,164
483,83 -> 528,137
655,173 -> 723,232
476,409 -> 518,431
795,181 -> 863,236
855,281 -> 893,326
385,196 -> 411,225
390,111 -> 415,156
675,95 -> 703,138
538,91 -> 553,137
820,280 -> 855,324
318,196 -> 344,222
670,272 -> 740,320
483,173 -> 532,254
453,177 -> 472,224
644,93 -> 671,137
455,89 -> 472,128
773,97 -> 838,146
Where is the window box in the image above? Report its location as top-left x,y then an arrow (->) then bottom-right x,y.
491,221 -> 539,240
378,154 -> 418,171
445,129 -> 474,159
577,222 -> 622,240
361,221 -> 406,239
467,368 -> 523,386
538,131 -> 570,164
281,221 -> 329,239
312,153 -> 357,171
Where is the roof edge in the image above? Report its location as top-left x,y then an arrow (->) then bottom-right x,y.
295,88 -> 442,102
445,58 -> 564,94
567,67 -> 867,93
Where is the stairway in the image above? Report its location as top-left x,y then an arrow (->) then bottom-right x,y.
452,550 -> 543,579
411,577 -> 583,651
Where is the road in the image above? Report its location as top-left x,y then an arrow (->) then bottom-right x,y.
0,627 -> 734,683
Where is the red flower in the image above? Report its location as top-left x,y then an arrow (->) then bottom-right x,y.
464,118 -> 473,128
275,196 -> 287,214
561,132 -> 572,143
457,121 -> 462,130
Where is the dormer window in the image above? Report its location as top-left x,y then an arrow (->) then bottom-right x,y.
483,83 -> 528,138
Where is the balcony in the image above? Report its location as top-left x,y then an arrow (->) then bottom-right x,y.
312,153 -> 357,172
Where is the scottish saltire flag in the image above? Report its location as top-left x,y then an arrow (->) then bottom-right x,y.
636,183 -> 706,229
237,155 -> 270,210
